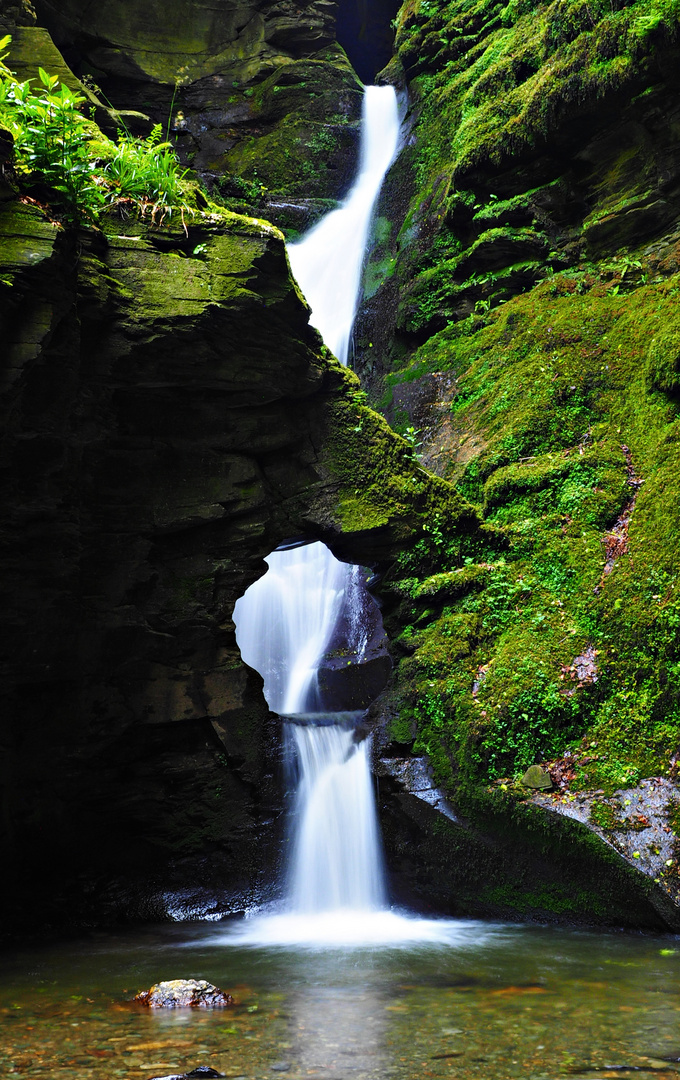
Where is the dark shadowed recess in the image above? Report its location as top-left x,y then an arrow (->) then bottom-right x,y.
336,0 -> 401,83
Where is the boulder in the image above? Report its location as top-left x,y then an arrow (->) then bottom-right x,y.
521,766 -> 553,791
135,980 -> 234,1008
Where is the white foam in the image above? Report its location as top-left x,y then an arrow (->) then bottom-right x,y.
220,909 -> 491,949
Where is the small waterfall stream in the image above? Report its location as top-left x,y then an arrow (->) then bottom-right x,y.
287,85 -> 400,367
287,723 -> 386,913
233,86 -> 411,943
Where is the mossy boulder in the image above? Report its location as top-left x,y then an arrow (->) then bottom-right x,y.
645,328 -> 680,395
521,765 -> 552,790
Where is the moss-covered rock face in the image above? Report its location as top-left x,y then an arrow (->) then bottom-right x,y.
203,51 -> 364,219
357,0 -> 680,366
32,0 -> 337,86
0,173 -> 479,930
351,0 -> 680,927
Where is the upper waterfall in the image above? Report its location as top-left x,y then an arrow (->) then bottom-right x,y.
234,86 -> 400,717
287,85 -> 400,366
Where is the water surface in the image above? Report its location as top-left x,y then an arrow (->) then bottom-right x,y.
2,919 -> 680,1080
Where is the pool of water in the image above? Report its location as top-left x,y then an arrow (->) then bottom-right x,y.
1,915 -> 680,1080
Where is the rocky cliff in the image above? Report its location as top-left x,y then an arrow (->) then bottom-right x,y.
4,0 -> 680,934
0,62 -> 473,925
351,0 -> 680,927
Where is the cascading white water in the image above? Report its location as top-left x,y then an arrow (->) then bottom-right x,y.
288,723 -> 386,912
288,85 -> 400,366
233,85 -> 403,938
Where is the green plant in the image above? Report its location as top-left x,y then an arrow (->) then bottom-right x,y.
105,123 -> 188,220
0,41 -> 191,223
1,65 -> 106,221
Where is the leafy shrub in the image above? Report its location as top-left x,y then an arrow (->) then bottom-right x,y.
0,37 -> 190,223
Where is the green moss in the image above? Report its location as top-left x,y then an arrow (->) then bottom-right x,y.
645,327 -> 680,394
381,266 -> 680,795
482,881 -> 607,916
397,0 -> 680,186
590,800 -> 623,828
216,58 -> 362,203
321,359 -> 481,537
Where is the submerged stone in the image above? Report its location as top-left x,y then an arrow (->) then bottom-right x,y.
134,979 -> 234,1008
521,766 -> 553,791
146,1071 -> 225,1080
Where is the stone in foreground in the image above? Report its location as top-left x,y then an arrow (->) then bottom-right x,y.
135,979 -> 234,1008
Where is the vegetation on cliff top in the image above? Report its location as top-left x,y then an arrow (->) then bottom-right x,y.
0,38 -> 194,223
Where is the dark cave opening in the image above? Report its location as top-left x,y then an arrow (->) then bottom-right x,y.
336,0 -> 402,84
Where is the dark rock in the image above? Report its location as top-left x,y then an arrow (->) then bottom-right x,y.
0,190 -> 471,931
143,1071 -> 186,1080
135,980 -> 234,1008
145,1062 -> 226,1071
145,1066 -> 226,1079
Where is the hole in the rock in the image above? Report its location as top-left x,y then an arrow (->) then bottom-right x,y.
233,539 -> 390,716
336,0 -> 402,84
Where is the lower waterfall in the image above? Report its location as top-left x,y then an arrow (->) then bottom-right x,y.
287,722 -> 386,914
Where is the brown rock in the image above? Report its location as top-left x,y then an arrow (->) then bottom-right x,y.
135,980 -> 234,1008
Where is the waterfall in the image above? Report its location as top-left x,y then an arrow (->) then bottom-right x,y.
287,723 -> 386,912
233,543 -> 348,716
233,85 -> 399,931
287,85 -> 400,366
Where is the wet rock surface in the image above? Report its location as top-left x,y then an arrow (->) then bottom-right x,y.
531,778 -> 680,906
135,980 -> 234,1008
377,755 -> 459,822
